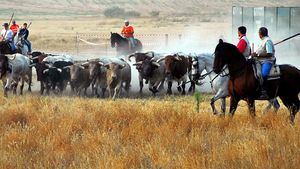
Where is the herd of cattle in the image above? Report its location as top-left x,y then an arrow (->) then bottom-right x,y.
0,51 -> 201,99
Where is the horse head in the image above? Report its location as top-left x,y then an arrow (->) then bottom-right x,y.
110,32 -> 122,48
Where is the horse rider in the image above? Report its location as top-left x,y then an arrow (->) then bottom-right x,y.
236,26 -> 251,58
1,22 -> 16,52
10,20 -> 19,37
121,20 -> 135,49
18,23 -> 32,54
251,27 -> 275,98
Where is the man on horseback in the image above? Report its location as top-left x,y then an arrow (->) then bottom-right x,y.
10,20 -> 19,37
251,27 -> 276,98
1,23 -> 16,52
236,26 -> 251,58
18,23 -> 32,54
121,20 -> 135,50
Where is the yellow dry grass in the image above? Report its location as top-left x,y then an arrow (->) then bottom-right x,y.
0,95 -> 299,169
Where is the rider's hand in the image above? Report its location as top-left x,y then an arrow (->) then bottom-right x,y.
251,52 -> 258,58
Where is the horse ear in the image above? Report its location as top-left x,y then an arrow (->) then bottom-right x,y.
219,39 -> 223,44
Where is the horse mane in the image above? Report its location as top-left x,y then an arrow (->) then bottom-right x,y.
112,32 -> 123,39
220,42 -> 247,62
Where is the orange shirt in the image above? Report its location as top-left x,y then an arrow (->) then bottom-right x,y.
121,26 -> 134,38
10,24 -> 19,35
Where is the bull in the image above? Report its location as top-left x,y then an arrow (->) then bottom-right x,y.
102,58 -> 131,100
157,53 -> 190,95
0,54 -> 32,97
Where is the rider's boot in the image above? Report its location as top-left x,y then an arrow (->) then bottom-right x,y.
258,78 -> 269,100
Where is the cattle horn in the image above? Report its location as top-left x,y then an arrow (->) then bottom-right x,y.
133,61 -> 143,66
6,54 -> 16,60
81,62 -> 89,67
145,51 -> 155,58
43,69 -> 49,74
98,61 -> 105,66
151,61 -> 160,67
57,68 -> 62,73
156,57 -> 165,63
30,56 -> 39,60
128,53 -> 136,62
174,54 -> 182,61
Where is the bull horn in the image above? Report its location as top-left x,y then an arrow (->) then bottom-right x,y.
174,55 -> 182,61
63,65 -> 72,69
133,61 -> 143,66
146,51 -> 155,58
128,53 -> 136,62
156,57 -> 165,63
31,56 -> 39,60
151,61 -> 160,67
43,69 -> 49,74
57,68 -> 62,72
98,61 -> 105,66
81,62 -> 89,67
45,63 -> 52,68
7,54 -> 16,60
79,65 -> 85,69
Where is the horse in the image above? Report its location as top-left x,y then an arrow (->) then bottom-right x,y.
110,32 -> 142,56
15,34 -> 30,55
0,40 -> 21,54
191,53 -> 280,116
213,39 -> 300,123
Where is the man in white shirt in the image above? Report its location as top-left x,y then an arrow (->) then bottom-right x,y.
1,23 -> 16,52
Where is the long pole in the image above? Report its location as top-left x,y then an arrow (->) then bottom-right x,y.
274,33 -> 300,46
3,12 -> 14,40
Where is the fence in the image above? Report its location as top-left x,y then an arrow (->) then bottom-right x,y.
75,33 -> 183,57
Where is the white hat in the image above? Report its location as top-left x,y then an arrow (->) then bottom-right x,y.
124,20 -> 129,23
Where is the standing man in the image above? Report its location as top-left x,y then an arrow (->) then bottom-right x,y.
121,20 -> 135,49
251,27 -> 275,98
1,23 -> 16,52
19,23 -> 32,54
10,20 -> 19,37
236,26 -> 251,58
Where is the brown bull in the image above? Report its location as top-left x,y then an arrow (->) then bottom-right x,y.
157,54 -> 190,95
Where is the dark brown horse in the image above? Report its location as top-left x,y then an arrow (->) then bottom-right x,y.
213,39 -> 300,123
110,32 -> 142,56
0,41 -> 20,54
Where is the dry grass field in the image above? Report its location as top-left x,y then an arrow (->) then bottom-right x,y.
0,95 -> 299,168
0,1 -> 299,168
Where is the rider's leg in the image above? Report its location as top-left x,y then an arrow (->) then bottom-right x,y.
259,61 -> 272,98
10,41 -> 16,52
129,37 -> 135,48
26,40 -> 32,53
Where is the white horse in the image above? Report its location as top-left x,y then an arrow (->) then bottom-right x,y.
191,53 -> 280,115
14,34 -> 29,55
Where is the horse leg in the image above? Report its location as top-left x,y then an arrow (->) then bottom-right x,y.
229,96 -> 240,118
188,81 -> 195,93
181,82 -> 186,95
263,99 -> 280,114
167,81 -> 172,95
210,90 -> 227,116
221,97 -> 226,116
101,88 -> 106,98
280,95 -> 299,124
20,78 -> 25,95
247,98 -> 256,118
177,82 -> 182,92
139,74 -> 143,95
40,81 -> 45,95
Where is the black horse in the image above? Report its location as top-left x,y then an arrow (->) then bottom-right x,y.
213,39 -> 300,123
110,32 -> 142,56
0,40 -> 20,54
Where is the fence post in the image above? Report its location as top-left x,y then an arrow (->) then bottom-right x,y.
75,32 -> 79,56
165,34 -> 169,47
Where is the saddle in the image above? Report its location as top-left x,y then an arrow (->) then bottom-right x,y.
252,61 -> 281,83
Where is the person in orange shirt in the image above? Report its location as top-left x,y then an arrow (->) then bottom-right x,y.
121,20 -> 135,49
10,20 -> 19,37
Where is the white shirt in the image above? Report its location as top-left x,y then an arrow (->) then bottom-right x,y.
1,29 -> 13,41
